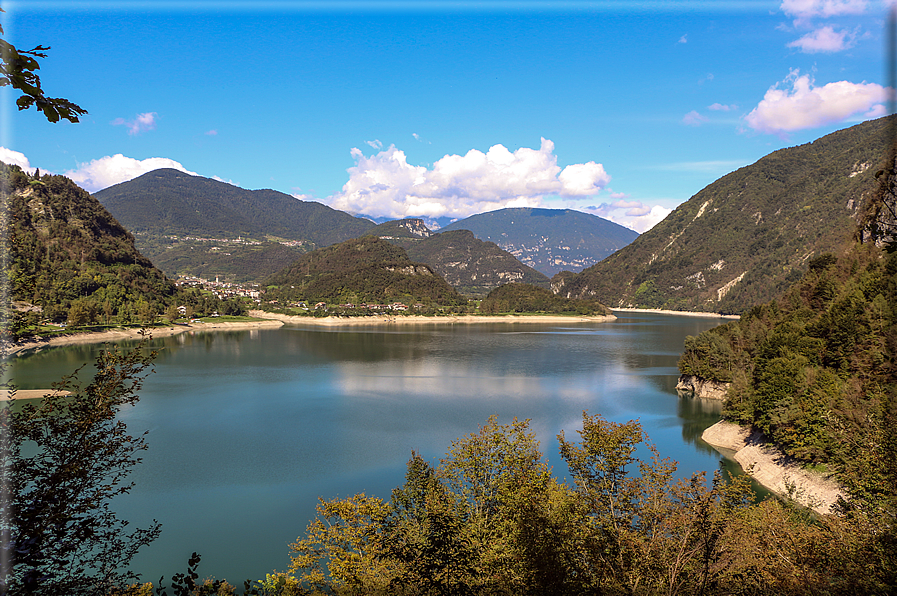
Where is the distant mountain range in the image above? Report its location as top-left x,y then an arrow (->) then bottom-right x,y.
93,170 -> 635,289
554,115 -> 894,314
440,208 -> 639,276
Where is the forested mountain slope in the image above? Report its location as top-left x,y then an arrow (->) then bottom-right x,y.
441,207 -> 638,276
678,150 -> 897,517
1,162 -> 176,324
264,236 -> 466,306
94,168 -> 375,248
369,219 -> 550,296
555,116 -> 894,314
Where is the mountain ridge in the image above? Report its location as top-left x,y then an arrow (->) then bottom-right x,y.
553,115 -> 893,314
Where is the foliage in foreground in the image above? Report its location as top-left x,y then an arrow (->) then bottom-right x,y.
286,415 -> 896,595
1,339 -> 161,595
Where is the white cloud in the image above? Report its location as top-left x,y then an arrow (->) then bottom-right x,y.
327,139 -> 611,220
64,154 -> 198,192
678,34 -> 688,43
0,147 -> 36,173
365,139 -> 383,150
781,0 -> 867,21
682,110 -> 709,126
787,25 -> 853,52
708,103 -> 737,111
744,70 -> 887,135
584,200 -> 671,233
205,129 -> 218,136
111,112 -> 158,135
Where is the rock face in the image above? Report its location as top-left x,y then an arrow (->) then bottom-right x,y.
701,421 -> 846,515
675,374 -> 730,400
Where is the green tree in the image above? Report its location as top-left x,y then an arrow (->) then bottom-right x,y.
1,340 -> 161,594
0,8 -> 87,123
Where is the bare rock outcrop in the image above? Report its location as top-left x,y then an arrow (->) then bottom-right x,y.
676,374 -> 730,400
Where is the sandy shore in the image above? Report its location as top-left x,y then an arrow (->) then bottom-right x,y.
611,307 -> 740,319
4,319 -> 284,357
249,310 -> 616,326
701,420 -> 846,515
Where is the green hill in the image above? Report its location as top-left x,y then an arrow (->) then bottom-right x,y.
370,219 -> 551,297
264,236 -> 467,307
555,116 -> 894,314
1,162 -> 176,326
440,207 -> 638,276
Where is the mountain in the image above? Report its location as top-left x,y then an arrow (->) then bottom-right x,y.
676,153 -> 897,508
440,208 -> 639,277
404,230 -> 550,297
264,236 -> 466,306
554,116 -> 894,314
369,219 -> 551,297
141,240 -> 310,283
1,162 -> 176,325
93,168 -> 375,276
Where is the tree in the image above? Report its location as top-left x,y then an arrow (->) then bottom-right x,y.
1,339 -> 161,595
0,8 -> 87,123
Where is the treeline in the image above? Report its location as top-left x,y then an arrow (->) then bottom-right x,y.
479,283 -> 611,316
678,244 -> 897,488
273,414 -> 894,595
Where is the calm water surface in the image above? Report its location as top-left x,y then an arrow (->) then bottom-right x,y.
8,312 -> 735,584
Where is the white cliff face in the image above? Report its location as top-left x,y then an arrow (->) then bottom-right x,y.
675,374 -> 730,400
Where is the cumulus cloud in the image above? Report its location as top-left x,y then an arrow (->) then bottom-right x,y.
585,199 -> 671,233
682,110 -> 709,126
327,139 -> 611,220
111,112 -> 158,135
0,147 -> 36,173
787,25 -> 853,52
744,70 -> 887,135
205,129 -> 218,136
64,154 -> 198,192
708,103 -> 737,111
678,34 -> 688,43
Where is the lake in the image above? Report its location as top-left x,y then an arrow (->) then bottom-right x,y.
6,311 -> 737,586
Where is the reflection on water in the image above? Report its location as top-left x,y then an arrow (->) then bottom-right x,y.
7,312 -> 734,584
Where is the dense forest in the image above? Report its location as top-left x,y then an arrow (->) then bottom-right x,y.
264,236 -> 468,307
479,282 -> 611,316
1,163 -> 177,327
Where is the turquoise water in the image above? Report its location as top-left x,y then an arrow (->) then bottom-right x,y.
7,312 -> 733,585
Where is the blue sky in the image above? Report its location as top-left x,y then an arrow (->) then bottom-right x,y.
1,0 -> 891,231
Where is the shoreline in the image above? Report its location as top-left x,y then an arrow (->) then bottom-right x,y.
611,307 -> 740,319
701,420 -> 846,515
4,319 -> 284,357
248,310 -> 617,326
